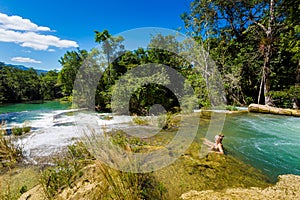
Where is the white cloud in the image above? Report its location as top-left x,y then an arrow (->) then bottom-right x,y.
11,56 -> 42,64
48,49 -> 55,52
0,13 -> 50,32
0,12 -> 78,50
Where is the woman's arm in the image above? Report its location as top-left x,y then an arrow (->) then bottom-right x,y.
217,143 -> 224,154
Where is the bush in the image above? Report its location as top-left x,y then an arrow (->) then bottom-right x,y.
22,126 -> 31,134
269,85 -> 300,108
40,137 -> 167,199
89,162 -> 167,200
11,126 -> 31,136
225,105 -> 238,111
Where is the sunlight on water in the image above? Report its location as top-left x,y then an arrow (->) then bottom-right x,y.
0,101 -> 71,126
222,113 -> 300,181
1,101 -> 299,180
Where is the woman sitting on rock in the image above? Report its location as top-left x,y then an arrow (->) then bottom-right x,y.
211,134 -> 224,154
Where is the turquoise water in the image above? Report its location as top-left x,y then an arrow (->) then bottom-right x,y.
0,101 -> 71,125
222,113 -> 300,181
0,101 -> 299,181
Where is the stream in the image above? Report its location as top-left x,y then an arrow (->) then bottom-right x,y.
1,101 -> 299,181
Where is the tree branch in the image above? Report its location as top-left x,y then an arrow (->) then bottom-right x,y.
249,19 -> 268,33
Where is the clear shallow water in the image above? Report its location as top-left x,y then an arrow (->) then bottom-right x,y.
222,113 -> 300,181
1,101 -> 299,180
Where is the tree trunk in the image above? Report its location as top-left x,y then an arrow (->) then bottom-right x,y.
263,0 -> 275,106
263,42 -> 273,105
258,69 -> 264,104
293,60 -> 300,109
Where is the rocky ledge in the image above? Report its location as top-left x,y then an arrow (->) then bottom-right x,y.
181,174 -> 300,200
248,103 -> 300,117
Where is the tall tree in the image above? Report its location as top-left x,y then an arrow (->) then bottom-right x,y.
94,30 -> 125,110
58,49 -> 88,96
182,0 -> 295,105
40,70 -> 61,99
94,30 -> 125,85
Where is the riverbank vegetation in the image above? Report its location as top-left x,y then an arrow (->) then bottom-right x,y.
0,123 -> 23,170
0,134 -> 22,169
182,0 -> 300,107
0,62 -> 62,103
1,1 -> 299,112
0,1 -> 299,199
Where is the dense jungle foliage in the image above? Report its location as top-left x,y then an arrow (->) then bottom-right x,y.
1,0 -> 299,111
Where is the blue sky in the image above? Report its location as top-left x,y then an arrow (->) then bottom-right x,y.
0,0 -> 191,70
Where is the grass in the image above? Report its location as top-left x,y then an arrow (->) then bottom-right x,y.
11,126 -> 31,136
0,134 -> 23,169
0,167 -> 40,200
39,138 -> 167,200
107,129 -> 147,152
0,122 -> 32,200
40,141 -> 94,198
158,112 -> 180,129
86,162 -> 167,200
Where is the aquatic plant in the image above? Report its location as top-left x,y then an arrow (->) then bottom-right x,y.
132,116 -> 149,125
157,112 -> 180,129
107,129 -> 147,152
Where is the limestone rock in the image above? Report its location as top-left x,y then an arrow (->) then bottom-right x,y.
248,104 -> 300,117
181,174 -> 300,200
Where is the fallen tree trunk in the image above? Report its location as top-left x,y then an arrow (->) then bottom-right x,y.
248,104 -> 300,117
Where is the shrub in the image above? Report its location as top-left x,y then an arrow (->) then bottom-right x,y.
22,126 -> 31,134
89,162 -> 167,200
11,126 -> 31,136
225,105 -> 238,111
11,127 -> 23,136
40,137 -> 167,199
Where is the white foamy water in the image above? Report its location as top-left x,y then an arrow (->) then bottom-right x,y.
14,110 -> 133,163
